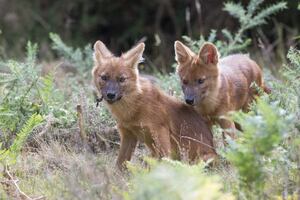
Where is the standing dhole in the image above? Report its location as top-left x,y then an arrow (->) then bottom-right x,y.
92,41 -> 216,169
174,41 -> 269,138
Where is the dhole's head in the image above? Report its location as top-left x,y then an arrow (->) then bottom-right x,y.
174,41 -> 220,106
92,41 -> 145,104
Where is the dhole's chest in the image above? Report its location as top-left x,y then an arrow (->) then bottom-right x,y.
120,122 -> 155,142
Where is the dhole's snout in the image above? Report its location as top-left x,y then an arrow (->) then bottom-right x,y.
185,97 -> 194,105
102,81 -> 122,104
183,87 -> 196,105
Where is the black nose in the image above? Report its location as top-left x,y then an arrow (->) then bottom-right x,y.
185,98 -> 194,105
107,93 -> 116,100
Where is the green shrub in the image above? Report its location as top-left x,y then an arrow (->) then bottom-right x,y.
0,113 -> 43,165
0,42 -> 75,147
227,99 -> 289,199
183,0 -> 287,56
124,158 -> 233,200
50,33 -> 93,75
224,45 -> 300,199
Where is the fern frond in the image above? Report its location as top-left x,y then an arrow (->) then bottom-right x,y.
207,30 -> 217,43
227,38 -> 252,53
0,73 -> 16,84
49,32 -> 93,73
39,73 -> 55,104
0,113 -> 43,165
26,41 -> 38,68
247,0 -> 264,17
49,32 -> 74,57
221,29 -> 234,43
252,2 -> 287,27
223,2 -> 246,24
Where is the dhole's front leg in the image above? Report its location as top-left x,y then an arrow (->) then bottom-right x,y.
217,118 -> 236,143
116,126 -> 137,170
151,126 -> 172,158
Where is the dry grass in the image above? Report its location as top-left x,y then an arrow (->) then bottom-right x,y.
1,141 -> 124,199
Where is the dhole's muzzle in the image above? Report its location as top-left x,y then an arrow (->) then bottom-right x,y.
183,86 -> 196,105
102,80 -> 122,104
182,85 -> 207,106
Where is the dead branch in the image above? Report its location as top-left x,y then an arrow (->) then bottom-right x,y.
2,166 -> 45,200
180,136 -> 215,150
77,104 -> 87,142
76,104 -> 92,152
95,131 -> 120,146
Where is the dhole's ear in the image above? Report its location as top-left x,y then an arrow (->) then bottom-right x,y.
174,41 -> 194,64
93,40 -> 113,64
198,42 -> 219,65
123,43 -> 145,68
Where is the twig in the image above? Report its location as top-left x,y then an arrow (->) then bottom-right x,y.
4,166 -> 36,200
180,136 -> 215,150
95,132 -> 120,146
76,104 -> 92,152
77,104 -> 87,143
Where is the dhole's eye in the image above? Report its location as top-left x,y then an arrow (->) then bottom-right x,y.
182,79 -> 188,85
197,78 -> 205,84
119,76 -> 126,83
100,75 -> 108,81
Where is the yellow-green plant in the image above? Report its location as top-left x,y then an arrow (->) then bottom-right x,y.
183,0 -> 287,56
0,113 -> 43,165
124,158 -> 233,200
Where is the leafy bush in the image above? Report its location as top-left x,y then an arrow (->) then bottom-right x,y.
183,0 -> 287,56
124,158 -> 233,200
50,33 -> 93,75
227,99 -> 291,199
0,113 -> 43,165
0,42 -> 75,149
220,45 -> 300,199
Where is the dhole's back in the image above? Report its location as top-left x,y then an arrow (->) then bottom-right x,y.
218,54 -> 264,111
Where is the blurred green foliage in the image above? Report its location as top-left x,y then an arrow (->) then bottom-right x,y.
124,158 -> 233,200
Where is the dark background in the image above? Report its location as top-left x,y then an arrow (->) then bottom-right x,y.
0,0 -> 299,72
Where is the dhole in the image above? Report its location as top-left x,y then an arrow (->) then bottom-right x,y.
174,41 -> 269,137
92,41 -> 216,169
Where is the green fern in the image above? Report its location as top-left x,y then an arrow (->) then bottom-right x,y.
0,41 -> 75,146
224,2 -> 246,24
0,113 -> 43,165
183,0 -> 287,56
49,32 -> 93,74
39,73 -> 55,105
25,41 -> 38,68
247,0 -> 264,17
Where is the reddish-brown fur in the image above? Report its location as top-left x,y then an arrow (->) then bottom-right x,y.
92,41 -> 216,169
174,41 -> 269,137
